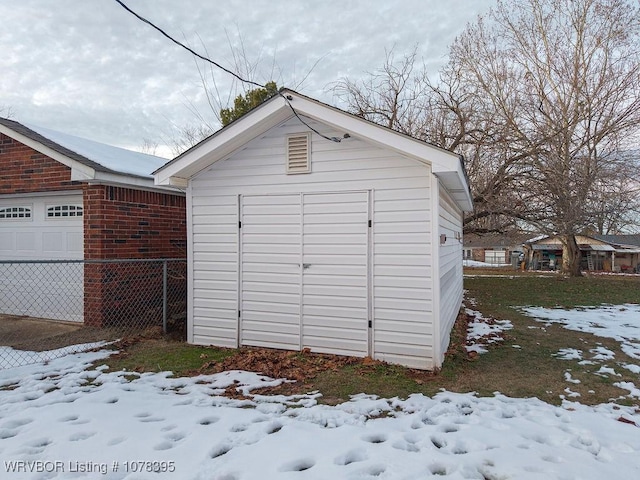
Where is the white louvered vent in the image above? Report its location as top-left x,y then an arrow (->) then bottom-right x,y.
286,133 -> 311,174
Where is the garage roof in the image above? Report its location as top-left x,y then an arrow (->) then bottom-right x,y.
0,117 -> 175,190
154,89 -> 473,211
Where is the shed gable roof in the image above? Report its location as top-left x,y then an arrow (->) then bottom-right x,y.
0,117 -> 173,190
154,89 -> 473,211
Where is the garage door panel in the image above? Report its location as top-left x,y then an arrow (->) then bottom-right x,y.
0,194 -> 84,322
0,232 -> 14,252
16,232 -> 36,253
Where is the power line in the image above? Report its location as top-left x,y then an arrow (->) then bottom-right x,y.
113,0 -> 344,142
113,0 -> 263,89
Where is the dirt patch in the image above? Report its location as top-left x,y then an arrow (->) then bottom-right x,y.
0,314 -> 123,351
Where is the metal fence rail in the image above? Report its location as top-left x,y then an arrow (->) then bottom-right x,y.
0,258 -> 186,369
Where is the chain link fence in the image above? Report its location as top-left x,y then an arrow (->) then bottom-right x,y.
0,259 -> 186,369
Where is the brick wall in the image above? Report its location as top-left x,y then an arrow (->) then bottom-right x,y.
83,184 -> 187,327
0,133 -> 81,193
83,184 -> 186,259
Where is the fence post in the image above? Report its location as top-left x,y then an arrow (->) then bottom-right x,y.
162,260 -> 168,333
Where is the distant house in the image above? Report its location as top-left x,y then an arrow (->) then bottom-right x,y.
592,234 -> 640,273
154,89 -> 473,370
463,233 -> 529,265
0,118 -> 186,325
524,234 -> 640,272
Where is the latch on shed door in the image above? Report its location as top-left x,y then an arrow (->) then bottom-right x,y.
302,263 -> 311,270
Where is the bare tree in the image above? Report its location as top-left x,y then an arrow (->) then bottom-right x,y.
0,105 -> 14,119
170,28 -> 325,155
332,48 -> 535,235
450,0 -> 640,274
334,0 -> 640,276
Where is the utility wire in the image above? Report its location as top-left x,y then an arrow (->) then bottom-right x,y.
113,0 -> 262,89
113,0 -> 344,142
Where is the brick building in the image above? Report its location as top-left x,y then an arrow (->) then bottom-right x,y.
0,117 -> 186,326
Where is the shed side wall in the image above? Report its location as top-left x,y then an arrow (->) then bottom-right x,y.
437,183 -> 464,365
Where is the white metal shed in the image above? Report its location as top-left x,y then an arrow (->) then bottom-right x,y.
155,90 -> 472,369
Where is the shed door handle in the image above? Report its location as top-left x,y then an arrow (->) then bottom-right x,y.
303,263 -> 311,270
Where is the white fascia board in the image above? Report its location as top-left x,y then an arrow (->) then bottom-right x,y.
154,96 -> 292,186
90,172 -> 185,195
286,94 -> 473,211
0,123 -> 96,181
287,94 -> 457,168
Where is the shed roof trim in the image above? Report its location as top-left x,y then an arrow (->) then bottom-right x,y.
154,89 -> 473,211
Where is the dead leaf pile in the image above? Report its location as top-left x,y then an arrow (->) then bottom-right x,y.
201,347 -> 360,382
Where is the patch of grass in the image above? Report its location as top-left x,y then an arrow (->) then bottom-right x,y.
101,273 -> 640,407
465,273 -> 640,310
104,339 -> 235,377
460,272 -> 640,405
312,363 -> 429,404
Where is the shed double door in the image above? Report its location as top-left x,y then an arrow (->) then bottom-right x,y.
240,191 -> 370,357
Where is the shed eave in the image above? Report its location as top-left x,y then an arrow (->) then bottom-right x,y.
92,171 -> 183,193
154,90 -> 473,212
154,96 -> 292,185
432,170 -> 474,212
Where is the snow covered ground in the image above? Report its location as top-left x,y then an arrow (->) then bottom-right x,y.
464,301 -> 513,354
1,306 -> 640,479
520,304 -> 640,361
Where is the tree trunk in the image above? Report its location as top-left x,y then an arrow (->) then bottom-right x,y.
561,234 -> 582,277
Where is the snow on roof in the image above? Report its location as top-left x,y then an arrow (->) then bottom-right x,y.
526,234 -> 548,243
23,122 -> 169,178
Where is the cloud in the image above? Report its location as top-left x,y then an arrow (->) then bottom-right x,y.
1,0 -> 495,156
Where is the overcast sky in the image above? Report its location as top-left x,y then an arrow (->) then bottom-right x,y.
1,0 -> 496,158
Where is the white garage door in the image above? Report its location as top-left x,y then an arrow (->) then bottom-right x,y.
0,194 -> 84,322
484,250 -> 506,265
240,192 -> 370,357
